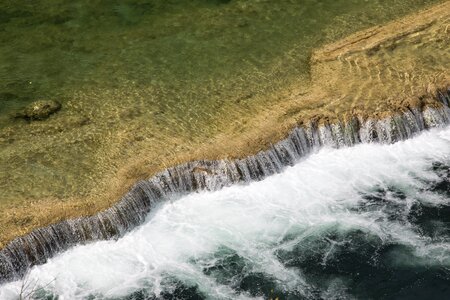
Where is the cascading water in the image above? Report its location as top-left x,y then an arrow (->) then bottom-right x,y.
1,89 -> 449,285
0,110 -> 450,299
0,88 -> 448,298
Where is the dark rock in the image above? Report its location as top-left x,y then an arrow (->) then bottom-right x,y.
15,100 -> 61,120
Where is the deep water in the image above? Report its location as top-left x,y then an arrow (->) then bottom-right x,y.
1,126 -> 449,299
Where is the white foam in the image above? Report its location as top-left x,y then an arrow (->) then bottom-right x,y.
1,127 -> 450,299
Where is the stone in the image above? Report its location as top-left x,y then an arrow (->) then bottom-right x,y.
15,100 -> 61,120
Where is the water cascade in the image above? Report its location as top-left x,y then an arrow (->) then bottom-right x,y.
0,88 -> 449,286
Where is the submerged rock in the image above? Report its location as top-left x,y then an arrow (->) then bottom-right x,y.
15,100 -> 61,120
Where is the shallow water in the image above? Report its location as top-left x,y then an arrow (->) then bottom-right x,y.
1,126 -> 449,299
0,0 -> 444,209
0,0 -> 442,114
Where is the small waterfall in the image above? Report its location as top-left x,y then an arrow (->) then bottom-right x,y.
0,87 -> 449,284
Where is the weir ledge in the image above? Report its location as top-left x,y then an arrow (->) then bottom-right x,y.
0,87 -> 449,284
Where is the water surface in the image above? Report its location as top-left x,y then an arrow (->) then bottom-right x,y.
0,0 -> 443,201
1,126 -> 449,299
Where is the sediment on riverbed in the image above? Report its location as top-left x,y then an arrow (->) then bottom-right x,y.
0,1 -> 449,283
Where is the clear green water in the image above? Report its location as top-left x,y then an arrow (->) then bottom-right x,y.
0,0 -> 443,208
0,0 -> 443,123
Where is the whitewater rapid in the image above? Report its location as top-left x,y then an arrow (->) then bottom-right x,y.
1,126 -> 450,299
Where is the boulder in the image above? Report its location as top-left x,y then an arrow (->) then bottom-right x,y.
15,100 -> 61,120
